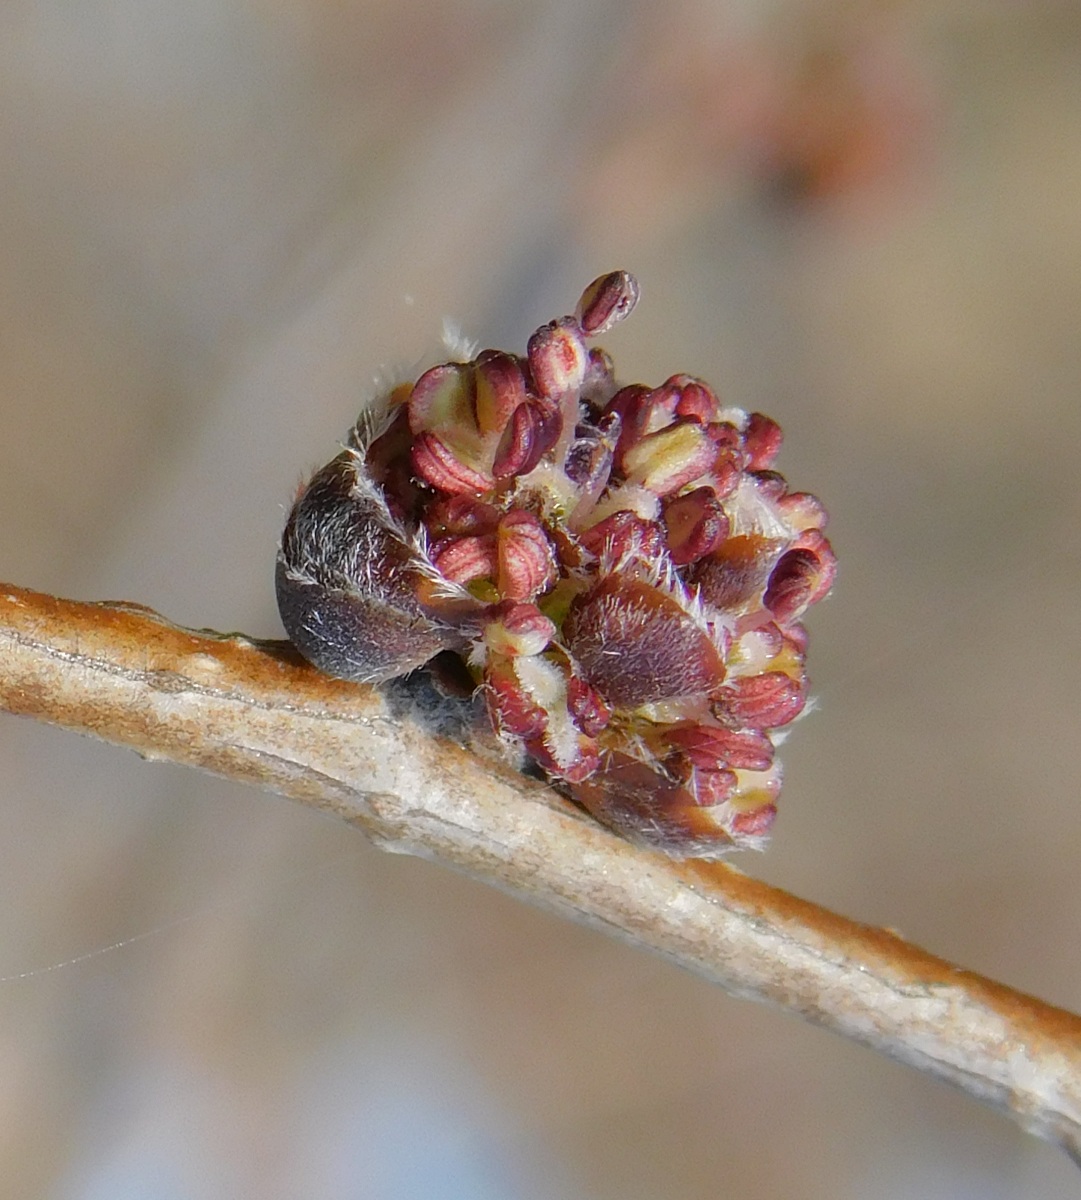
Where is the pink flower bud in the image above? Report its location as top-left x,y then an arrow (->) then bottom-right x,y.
425,496 -> 500,537
496,510 -> 557,601
491,401 -> 538,480
483,602 -> 556,658
763,545 -> 836,624
575,271 -> 640,336
473,351 -> 528,437
567,675 -> 612,737
662,487 -> 730,565
484,658 -> 549,738
492,396 -> 561,480
577,510 -> 666,561
279,269 -> 834,860
429,533 -> 498,586
730,804 -> 777,838
527,317 -> 588,400
777,490 -> 829,532
687,767 -> 738,807
526,733 -> 600,785
410,432 -> 495,495
666,724 -> 775,772
743,412 -> 784,469
621,422 -> 718,496
604,383 -> 654,459
671,375 -> 724,424
719,671 -> 806,730
408,363 -> 476,437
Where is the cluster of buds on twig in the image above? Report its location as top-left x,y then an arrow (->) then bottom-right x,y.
277,273 -> 835,858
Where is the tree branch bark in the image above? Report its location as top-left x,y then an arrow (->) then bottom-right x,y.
1,581 -> 1079,1161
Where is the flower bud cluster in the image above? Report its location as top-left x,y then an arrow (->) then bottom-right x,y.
277,272 -> 835,858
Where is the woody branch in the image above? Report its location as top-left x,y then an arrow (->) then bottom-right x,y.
0,581 -> 1079,1162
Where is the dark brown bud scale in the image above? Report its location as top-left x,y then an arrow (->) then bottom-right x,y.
276,455 -> 461,682
564,576 -> 726,710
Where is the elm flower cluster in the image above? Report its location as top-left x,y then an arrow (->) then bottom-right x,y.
277,273 -> 835,858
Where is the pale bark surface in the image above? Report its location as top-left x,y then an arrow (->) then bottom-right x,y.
2,581 -> 1078,1161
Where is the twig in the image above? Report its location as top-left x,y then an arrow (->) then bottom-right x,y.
0,580 -> 1079,1161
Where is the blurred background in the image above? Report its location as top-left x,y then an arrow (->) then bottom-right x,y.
1,0 -> 1080,1195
